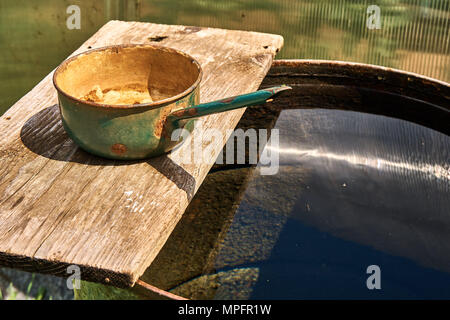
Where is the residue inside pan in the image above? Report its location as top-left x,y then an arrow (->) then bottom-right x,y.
79,84 -> 154,105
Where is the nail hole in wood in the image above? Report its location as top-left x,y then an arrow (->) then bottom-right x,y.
148,36 -> 168,42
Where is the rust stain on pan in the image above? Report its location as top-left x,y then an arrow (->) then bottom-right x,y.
169,107 -> 197,119
219,97 -> 235,104
111,143 -> 127,155
154,107 -> 173,138
188,108 -> 197,116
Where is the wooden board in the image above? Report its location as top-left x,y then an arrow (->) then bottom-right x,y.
0,21 -> 283,287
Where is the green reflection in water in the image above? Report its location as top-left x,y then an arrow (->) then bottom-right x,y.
0,0 -> 449,115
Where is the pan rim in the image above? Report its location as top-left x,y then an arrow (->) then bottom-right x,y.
52,44 -> 203,110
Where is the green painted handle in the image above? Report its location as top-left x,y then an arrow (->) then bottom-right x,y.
168,85 -> 292,121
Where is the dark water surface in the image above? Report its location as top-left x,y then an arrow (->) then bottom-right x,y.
169,109 -> 449,300
217,109 -> 449,299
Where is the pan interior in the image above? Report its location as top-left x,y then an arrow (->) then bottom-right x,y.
54,45 -> 201,106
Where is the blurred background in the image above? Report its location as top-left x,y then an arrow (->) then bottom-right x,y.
0,0 -> 448,114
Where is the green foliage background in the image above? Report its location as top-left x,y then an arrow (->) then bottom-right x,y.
0,0 -> 448,114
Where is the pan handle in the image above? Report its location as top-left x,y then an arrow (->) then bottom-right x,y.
166,85 -> 291,123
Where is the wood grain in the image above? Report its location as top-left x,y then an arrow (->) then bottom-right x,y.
0,21 -> 283,287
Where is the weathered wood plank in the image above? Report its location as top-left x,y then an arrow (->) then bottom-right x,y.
0,21 -> 283,287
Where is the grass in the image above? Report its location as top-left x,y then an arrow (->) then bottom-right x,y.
0,273 -> 50,300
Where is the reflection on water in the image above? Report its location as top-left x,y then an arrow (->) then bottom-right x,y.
170,109 -> 449,299
0,0 -> 449,114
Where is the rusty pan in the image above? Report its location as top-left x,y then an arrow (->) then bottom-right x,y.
53,44 -> 290,160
